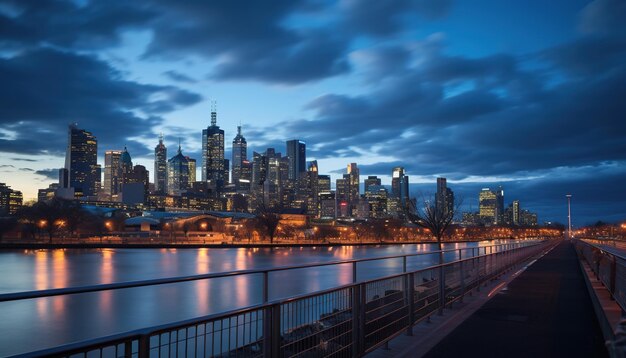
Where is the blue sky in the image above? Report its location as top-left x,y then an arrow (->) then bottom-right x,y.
0,0 -> 624,226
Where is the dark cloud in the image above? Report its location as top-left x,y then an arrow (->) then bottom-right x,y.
34,168 -> 59,180
0,48 -> 202,157
19,167 -> 33,171
10,157 -> 36,162
578,0 -> 626,36
341,0 -> 452,36
162,70 -> 197,84
0,0 -> 156,50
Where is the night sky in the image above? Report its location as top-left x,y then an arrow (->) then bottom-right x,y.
0,0 -> 624,226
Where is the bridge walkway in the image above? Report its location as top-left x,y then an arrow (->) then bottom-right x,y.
373,241 -> 608,357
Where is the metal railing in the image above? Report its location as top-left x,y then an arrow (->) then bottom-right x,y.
3,240 -> 551,357
574,239 -> 626,313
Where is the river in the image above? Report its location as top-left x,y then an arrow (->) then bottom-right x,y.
0,241 -> 504,356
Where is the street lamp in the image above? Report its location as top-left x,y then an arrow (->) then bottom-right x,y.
566,194 -> 572,239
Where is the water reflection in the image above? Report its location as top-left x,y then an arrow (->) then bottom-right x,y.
0,240 -> 518,356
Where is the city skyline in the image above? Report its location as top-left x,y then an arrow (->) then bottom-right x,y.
0,0 -> 625,225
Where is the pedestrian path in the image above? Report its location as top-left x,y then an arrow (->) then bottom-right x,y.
423,241 -> 607,357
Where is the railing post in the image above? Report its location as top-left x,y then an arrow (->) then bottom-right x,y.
406,273 -> 415,336
138,334 -> 150,358
263,303 -> 281,357
353,261 -> 358,283
610,257 -> 617,297
459,259 -> 465,303
403,256 -> 407,273
352,284 -> 362,357
458,249 -> 462,260
438,265 -> 445,315
263,271 -> 269,303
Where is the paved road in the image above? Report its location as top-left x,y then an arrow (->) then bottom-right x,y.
424,241 -> 607,358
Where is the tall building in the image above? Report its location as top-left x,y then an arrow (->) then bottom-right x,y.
64,123 -> 101,197
232,126 -> 247,190
104,150 -> 122,198
512,200 -> 520,225
202,103 -> 225,188
391,167 -> 409,210
239,160 -> 252,191
479,188 -> 497,224
186,157 -> 197,185
435,177 -> 454,215
286,140 -> 306,181
364,176 -> 381,193
346,163 -> 360,203
317,175 -> 331,192
168,144 -> 190,196
0,183 -> 22,215
154,134 -> 167,193
495,186 -> 505,225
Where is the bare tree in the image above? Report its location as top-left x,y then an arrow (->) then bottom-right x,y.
406,197 -> 461,261
254,204 -> 281,244
406,195 -> 461,314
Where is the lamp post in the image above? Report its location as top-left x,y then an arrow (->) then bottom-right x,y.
566,194 -> 572,239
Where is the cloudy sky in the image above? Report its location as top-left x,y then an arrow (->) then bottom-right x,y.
0,0 -> 624,226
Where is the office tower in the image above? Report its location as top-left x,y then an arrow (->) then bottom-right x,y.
167,144 -> 190,196
154,134 -> 167,193
186,157 -> 196,185
365,185 -> 388,218
64,123 -> 101,197
317,175 -> 331,192
512,200 -> 520,225
239,160 -> 252,191
122,164 -> 149,204
336,177 -> 349,217
0,183 -> 22,215
364,176 -> 381,193
319,191 -> 336,219
298,161 -> 319,215
202,102 -> 225,188
479,188 -> 497,224
436,177 -> 455,215
232,126 -> 247,190
391,166 -> 409,209
286,139 -> 306,181
346,163 -> 360,203
38,183 -> 59,203
104,150 -> 122,198
495,186 -> 504,225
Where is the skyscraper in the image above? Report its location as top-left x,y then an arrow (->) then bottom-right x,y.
186,157 -> 197,185
154,134 -> 167,194
346,163 -> 360,204
104,150 -> 122,198
364,176 -> 381,193
202,103 -> 225,188
286,140 -> 306,181
120,146 -> 133,191
232,126 -> 247,190
495,186 -> 505,225
391,167 -> 409,208
64,123 -> 100,197
479,188 -> 497,224
512,200 -> 520,225
168,144 -> 190,196
436,177 -> 454,215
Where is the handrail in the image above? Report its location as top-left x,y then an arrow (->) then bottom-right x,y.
14,240 -> 549,358
580,238 -> 626,260
0,241 -> 538,302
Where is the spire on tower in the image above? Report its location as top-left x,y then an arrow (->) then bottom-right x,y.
159,133 -> 164,144
237,125 -> 242,136
211,99 -> 217,127
178,138 -> 182,153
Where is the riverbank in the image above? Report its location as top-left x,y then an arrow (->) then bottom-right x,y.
0,238 -> 513,250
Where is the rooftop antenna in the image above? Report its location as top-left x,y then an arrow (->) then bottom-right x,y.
211,99 -> 217,126
159,132 -> 164,143
178,138 -> 182,153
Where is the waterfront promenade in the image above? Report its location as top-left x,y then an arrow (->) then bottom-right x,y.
371,241 -> 608,357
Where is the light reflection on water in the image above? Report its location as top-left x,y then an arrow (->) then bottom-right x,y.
0,241 -> 509,356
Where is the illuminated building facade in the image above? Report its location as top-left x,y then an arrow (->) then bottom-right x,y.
168,145 -> 190,196
154,134 -> 167,193
64,124 -> 101,197
286,139 -> 306,181
0,183 -> 22,215
202,104 -> 225,188
232,126 -> 247,190
479,188 -> 497,224
104,150 -> 122,199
